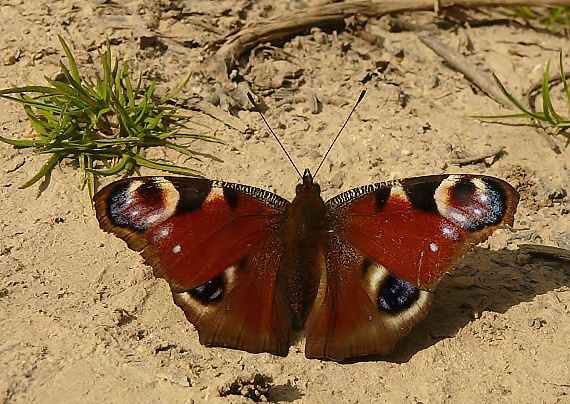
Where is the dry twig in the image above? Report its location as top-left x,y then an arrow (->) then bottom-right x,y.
192,101 -> 248,132
448,146 -> 505,165
418,34 -> 513,108
210,0 -> 570,81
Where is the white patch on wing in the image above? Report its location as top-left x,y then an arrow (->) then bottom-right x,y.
145,179 -> 180,227
146,211 -> 168,226
429,242 -> 439,252
434,176 -> 504,230
224,265 -> 237,286
382,290 -> 432,333
391,185 -> 406,199
204,187 -> 225,204
109,180 -> 144,225
123,180 -> 144,205
447,209 -> 470,227
364,261 -> 432,323
112,178 -> 182,230
440,223 -> 459,240
477,191 -> 490,204
172,245 -> 182,254
472,178 -> 488,193
385,290 -> 431,321
435,176 -> 475,229
124,178 -> 180,230
173,291 -> 209,320
152,224 -> 172,242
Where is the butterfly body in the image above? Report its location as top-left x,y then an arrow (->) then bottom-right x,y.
94,171 -> 518,361
279,169 -> 326,328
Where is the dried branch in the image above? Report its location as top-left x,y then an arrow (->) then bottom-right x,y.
418,34 -> 513,108
448,146 -> 505,165
210,0 -> 570,80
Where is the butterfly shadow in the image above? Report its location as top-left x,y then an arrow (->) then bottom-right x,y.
381,246 -> 570,364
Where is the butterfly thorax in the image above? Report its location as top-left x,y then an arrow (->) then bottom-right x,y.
279,169 -> 326,328
290,169 -> 326,240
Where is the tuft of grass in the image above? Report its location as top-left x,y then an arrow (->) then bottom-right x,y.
504,7 -> 570,33
475,51 -> 570,148
0,36 -> 222,198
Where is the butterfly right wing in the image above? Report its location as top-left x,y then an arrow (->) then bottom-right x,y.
94,177 -> 294,356
305,174 -> 518,360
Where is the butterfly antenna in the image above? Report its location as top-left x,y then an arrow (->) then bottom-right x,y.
247,93 -> 303,179
313,89 -> 366,178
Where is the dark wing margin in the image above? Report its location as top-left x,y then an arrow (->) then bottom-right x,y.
94,176 -> 293,356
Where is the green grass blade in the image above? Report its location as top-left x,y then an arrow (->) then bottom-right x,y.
560,51 -> 570,115
20,153 -> 63,188
0,135 -> 42,147
492,74 -> 543,119
164,141 -> 195,157
144,111 -> 164,130
24,109 -> 50,136
58,36 -> 81,82
54,63 -> 100,108
1,36 -> 214,197
0,85 -> 64,96
541,60 -> 563,123
85,154 -> 130,176
159,72 -> 191,104
123,62 -> 136,109
131,154 -> 201,176
181,134 -> 225,143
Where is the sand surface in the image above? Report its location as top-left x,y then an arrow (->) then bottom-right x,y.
1,1 -> 569,402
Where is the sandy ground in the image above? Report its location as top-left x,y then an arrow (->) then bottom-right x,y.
1,1 -> 569,403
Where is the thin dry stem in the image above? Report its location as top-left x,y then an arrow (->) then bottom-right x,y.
211,0 -> 570,80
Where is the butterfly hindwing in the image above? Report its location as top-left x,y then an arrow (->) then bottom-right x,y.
304,174 -> 518,360
305,238 -> 433,360
94,176 -> 294,355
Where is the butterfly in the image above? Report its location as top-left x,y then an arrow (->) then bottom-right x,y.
93,93 -> 519,361
94,170 -> 518,360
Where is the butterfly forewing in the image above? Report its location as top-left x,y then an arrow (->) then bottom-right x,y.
94,176 -> 294,356
325,174 -> 519,290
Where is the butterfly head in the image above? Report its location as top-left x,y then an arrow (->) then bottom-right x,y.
296,169 -> 321,196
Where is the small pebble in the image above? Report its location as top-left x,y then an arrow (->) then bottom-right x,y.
516,253 -> 532,265
4,52 -> 19,65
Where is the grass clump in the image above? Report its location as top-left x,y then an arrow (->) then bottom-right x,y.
504,7 -> 570,33
0,36 -> 221,198
477,51 -> 569,149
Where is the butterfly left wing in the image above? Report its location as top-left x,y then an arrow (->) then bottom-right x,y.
305,174 -> 519,360
94,176 -> 295,356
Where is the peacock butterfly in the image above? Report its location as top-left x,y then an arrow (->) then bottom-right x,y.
93,92 -> 519,361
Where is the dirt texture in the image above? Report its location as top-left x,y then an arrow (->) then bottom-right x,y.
1,1 -> 569,403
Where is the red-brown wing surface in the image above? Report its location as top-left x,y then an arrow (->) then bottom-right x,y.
94,176 -> 293,356
305,174 -> 519,360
